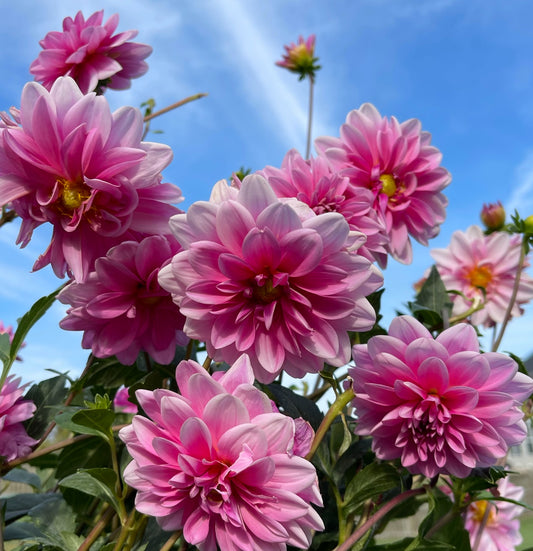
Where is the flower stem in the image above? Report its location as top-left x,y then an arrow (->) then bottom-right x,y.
491,234 -> 527,352
305,387 -> 354,461
305,76 -> 315,159
78,505 -> 116,551
143,93 -> 208,123
334,488 -> 426,551
160,530 -> 182,551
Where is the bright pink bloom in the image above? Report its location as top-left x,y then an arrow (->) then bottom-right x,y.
431,226 -> 533,327
119,355 -> 324,550
350,316 -> 533,478
113,386 -> 138,414
259,149 -> 388,266
0,376 -> 38,462
0,77 -> 182,282
58,235 -> 187,365
464,477 -> 524,551
315,103 -> 451,264
276,35 -> 320,80
30,10 -> 152,94
159,174 -> 383,383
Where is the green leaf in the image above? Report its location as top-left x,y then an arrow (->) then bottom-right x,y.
24,374 -> 69,439
59,468 -> 122,515
0,333 -> 10,368
55,408 -> 114,439
2,467 -> 41,490
1,493 -> 61,522
343,463 -> 402,516
405,536 -> 455,550
56,436 -> 110,479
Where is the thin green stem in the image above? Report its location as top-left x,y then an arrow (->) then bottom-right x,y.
78,505 -> 115,551
160,530 -> 182,551
305,387 -> 354,461
492,234 -> 527,352
143,93 -> 208,122
305,76 -> 315,159
334,488 -> 426,551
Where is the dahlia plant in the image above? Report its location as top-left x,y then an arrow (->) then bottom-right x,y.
0,10 -> 533,551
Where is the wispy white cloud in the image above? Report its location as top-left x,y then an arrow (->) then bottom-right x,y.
505,150 -> 533,216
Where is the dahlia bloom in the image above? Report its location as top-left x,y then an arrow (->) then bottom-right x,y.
30,10 -> 152,94
119,355 -> 324,550
0,376 -> 38,462
0,77 -> 182,282
464,477 -> 524,551
480,201 -> 506,231
259,149 -> 388,265
58,235 -> 187,365
159,174 -> 383,383
113,386 -> 138,414
431,225 -> 533,327
350,315 -> 533,478
276,35 -> 320,80
315,103 -> 451,264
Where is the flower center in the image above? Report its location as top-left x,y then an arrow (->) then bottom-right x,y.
379,173 -> 397,197
467,265 -> 493,290
471,500 -> 496,525
252,275 -> 285,303
58,178 -> 91,212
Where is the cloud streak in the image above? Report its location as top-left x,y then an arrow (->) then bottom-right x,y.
505,150 -> 533,217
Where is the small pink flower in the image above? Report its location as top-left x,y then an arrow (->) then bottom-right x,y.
0,77 -> 182,282
431,226 -> 533,327
464,477 -> 524,551
0,322 -> 25,361
58,235 -> 187,365
480,201 -> 506,231
113,386 -> 138,414
0,376 -> 38,462
119,355 -> 324,550
276,35 -> 320,80
30,10 -> 152,94
350,316 -> 533,478
315,103 -> 451,264
259,149 -> 388,266
159,174 -> 383,383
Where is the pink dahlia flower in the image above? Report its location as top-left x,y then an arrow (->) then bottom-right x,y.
119,355 -> 324,550
350,315 -> 533,478
276,34 -> 320,80
0,77 -> 182,282
315,103 -> 451,264
58,235 -> 187,365
30,10 -> 152,94
113,386 -> 138,414
159,174 -> 383,383
464,477 -> 524,551
431,225 -> 533,327
0,376 -> 38,462
259,149 -> 388,266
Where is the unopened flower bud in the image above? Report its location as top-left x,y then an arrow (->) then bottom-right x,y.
276,35 -> 321,80
524,214 -> 533,234
480,201 -> 505,231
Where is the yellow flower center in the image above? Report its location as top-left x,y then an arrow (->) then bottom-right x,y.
470,500 -> 496,525
467,265 -> 493,290
253,277 -> 284,303
289,43 -> 314,65
379,173 -> 397,197
58,178 -> 91,212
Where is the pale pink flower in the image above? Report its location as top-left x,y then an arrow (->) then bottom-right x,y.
481,201 -> 506,231
58,235 -> 187,365
315,103 -> 451,264
0,376 -> 38,462
159,174 -> 383,383
276,35 -> 320,80
0,77 -> 182,282
30,10 -> 152,94
259,149 -> 388,266
113,386 -> 138,414
119,355 -> 324,550
464,477 -> 524,551
431,225 -> 533,327
350,315 -> 533,478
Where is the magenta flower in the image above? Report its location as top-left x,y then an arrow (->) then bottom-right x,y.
159,174 -> 383,383
0,376 -> 38,462
350,315 -> 533,478
113,386 -> 138,414
276,35 -> 320,80
58,235 -> 187,365
315,103 -> 451,264
29,10 -> 152,94
259,149 -> 388,266
119,355 -> 324,550
0,77 -> 182,282
431,225 -> 533,327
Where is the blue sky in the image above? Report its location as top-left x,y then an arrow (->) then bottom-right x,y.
2,0 -> 533,383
